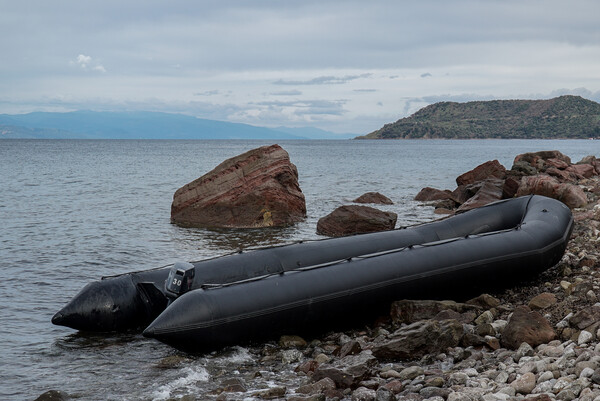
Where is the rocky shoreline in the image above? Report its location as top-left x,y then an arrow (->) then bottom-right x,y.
38,151 -> 600,401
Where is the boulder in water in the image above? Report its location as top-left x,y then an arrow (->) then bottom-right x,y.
171,144 -> 306,228
353,192 -> 393,205
316,205 -> 397,237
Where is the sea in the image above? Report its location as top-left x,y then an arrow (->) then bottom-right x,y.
1,139 -> 598,400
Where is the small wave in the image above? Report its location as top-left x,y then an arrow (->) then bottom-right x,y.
217,346 -> 255,365
151,366 -> 210,400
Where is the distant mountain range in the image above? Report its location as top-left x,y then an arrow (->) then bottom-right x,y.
0,110 -> 354,140
358,95 -> 600,139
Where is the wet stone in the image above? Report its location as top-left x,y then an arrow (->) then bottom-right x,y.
34,391 -> 70,401
280,335 -> 307,348
220,377 -> 248,393
254,386 -> 286,399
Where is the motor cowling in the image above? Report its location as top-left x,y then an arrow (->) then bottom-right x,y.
165,262 -> 195,302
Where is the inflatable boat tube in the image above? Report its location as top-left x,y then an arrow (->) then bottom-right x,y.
142,195 -> 573,352
55,213 -> 495,332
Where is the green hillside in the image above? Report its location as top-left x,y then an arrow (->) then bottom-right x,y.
358,95 -> 600,139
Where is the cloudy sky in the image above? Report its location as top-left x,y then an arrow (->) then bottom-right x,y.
1,1 -> 599,134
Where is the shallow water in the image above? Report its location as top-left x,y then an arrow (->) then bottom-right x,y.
0,139 -> 596,400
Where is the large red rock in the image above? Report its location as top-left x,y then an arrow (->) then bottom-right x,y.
171,144 -> 306,228
577,156 -> 600,175
456,178 -> 504,212
516,175 -> 587,209
316,205 -> 397,237
566,164 -> 596,179
501,306 -> 556,349
513,150 -> 572,169
456,160 -> 507,186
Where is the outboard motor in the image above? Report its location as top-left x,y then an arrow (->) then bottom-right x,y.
165,262 -> 196,305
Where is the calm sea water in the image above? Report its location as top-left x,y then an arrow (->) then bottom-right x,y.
1,139 -> 597,400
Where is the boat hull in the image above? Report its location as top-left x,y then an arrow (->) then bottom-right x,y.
143,195 -> 573,352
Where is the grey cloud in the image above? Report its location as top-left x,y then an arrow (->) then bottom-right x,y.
273,74 -> 372,86
420,73 -> 432,78
254,99 -> 347,116
194,90 -> 220,96
354,89 -> 377,93
269,90 -> 303,96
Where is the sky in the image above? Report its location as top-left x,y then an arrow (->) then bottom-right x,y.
1,1 -> 599,134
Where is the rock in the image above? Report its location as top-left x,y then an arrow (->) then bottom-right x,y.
414,187 -> 455,202
558,183 -> 588,208
511,372 -> 536,394
220,377 -> 248,392
514,342 -> 535,362
296,359 -> 319,374
580,331 -> 594,346
456,178 -> 504,211
546,157 -> 571,170
502,176 -> 521,198
316,205 -> 397,237
288,395 -> 327,401
420,387 -> 451,399
449,372 -> 469,385
501,306 -> 556,349
524,395 -> 553,401
511,160 -> 539,176
514,150 -> 572,168
390,299 -> 481,324
155,354 -> 189,369
397,366 -> 424,381
282,349 -> 304,364
171,144 -> 306,227
474,310 -> 494,325
296,377 -> 336,395
466,293 -> 501,309
578,156 -> 600,174
312,352 -> 377,388
338,340 -> 362,358
516,174 -> 587,208
567,164 -> 596,179
382,380 -> 403,394
353,192 -> 394,205
34,391 -> 69,401
255,386 -> 287,399
279,335 -> 307,348
456,160 -> 507,186
371,319 -> 464,360
528,292 -> 557,310
570,306 -> 600,330
375,387 -> 396,401
547,167 -> 574,181
351,387 -> 376,401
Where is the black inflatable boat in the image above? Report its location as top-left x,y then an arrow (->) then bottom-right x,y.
53,195 -> 573,352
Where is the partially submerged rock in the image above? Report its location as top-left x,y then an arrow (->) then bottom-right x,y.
316,205 -> 397,237
171,144 -> 306,228
455,159 -> 507,186
353,192 -> 393,205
